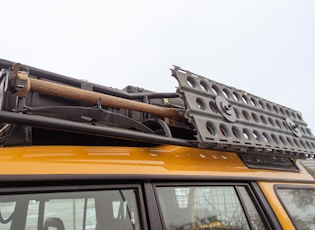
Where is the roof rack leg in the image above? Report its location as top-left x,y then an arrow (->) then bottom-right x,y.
143,118 -> 172,137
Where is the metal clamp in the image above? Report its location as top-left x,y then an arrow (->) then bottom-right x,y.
215,96 -> 236,122
286,118 -> 302,137
11,63 -> 30,97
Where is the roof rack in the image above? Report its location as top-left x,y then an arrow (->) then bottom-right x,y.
0,59 -> 314,159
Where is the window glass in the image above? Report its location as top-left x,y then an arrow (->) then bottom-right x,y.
0,201 -> 15,230
277,188 -> 315,230
44,198 -> 88,229
0,188 -> 141,230
156,186 -> 258,230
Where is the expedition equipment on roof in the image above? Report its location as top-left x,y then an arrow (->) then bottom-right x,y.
0,59 -> 314,159
0,59 -> 315,230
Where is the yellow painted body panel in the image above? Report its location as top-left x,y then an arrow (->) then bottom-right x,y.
0,145 -> 314,181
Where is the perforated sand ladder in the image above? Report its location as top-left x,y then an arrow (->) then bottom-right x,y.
172,66 -> 315,159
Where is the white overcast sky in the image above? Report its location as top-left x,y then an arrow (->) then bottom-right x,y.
2,0 -> 315,132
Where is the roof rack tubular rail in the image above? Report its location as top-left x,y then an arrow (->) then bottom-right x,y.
0,111 -> 196,148
172,66 -> 315,159
0,59 -> 177,101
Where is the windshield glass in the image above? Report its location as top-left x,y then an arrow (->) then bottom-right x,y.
277,187 -> 315,229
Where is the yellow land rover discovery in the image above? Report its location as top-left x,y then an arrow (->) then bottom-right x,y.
0,59 -> 314,230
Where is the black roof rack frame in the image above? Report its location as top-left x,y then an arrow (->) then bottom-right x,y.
0,59 -> 314,159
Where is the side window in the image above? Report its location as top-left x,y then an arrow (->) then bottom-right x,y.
0,201 -> 15,230
0,188 -> 142,230
42,198 -> 96,229
277,187 -> 315,230
156,185 -> 265,230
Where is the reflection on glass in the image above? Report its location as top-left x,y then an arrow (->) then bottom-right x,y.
0,189 -> 141,230
157,186 -> 254,230
278,188 -> 315,230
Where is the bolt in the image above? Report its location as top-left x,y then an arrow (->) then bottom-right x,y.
224,104 -> 232,110
292,124 -> 299,129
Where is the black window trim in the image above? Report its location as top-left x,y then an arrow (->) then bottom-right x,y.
234,185 -> 256,230
274,184 -> 315,230
143,182 -> 163,230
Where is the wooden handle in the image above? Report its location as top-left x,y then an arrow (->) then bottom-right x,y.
29,78 -> 182,120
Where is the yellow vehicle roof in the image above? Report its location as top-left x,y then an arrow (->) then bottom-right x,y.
0,145 -> 313,182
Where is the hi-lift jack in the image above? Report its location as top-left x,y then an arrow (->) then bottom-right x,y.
0,59 -> 314,159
